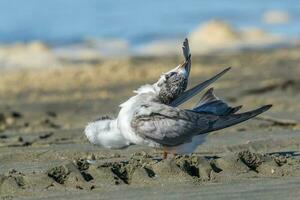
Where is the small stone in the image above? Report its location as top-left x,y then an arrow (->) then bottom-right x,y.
5,117 -> 15,126
75,158 -> 90,171
46,111 -> 57,118
271,168 -> 275,174
11,111 -> 22,118
47,165 -> 70,184
87,154 -> 96,161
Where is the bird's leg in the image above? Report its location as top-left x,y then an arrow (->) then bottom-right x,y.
163,147 -> 168,159
163,151 -> 168,159
162,147 -> 178,159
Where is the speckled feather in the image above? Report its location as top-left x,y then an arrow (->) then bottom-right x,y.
158,75 -> 188,104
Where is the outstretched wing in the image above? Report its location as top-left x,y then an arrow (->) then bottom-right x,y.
170,67 -> 231,107
192,88 -> 242,115
131,102 -> 218,146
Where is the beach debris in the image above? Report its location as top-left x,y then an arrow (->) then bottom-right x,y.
75,158 -> 90,171
0,111 -> 23,132
0,113 -> 6,132
10,111 -> 22,118
46,111 -> 57,118
39,132 -> 54,139
238,150 -> 263,171
47,165 -> 70,184
41,118 -> 61,129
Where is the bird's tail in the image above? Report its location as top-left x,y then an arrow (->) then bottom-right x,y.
192,88 -> 242,115
199,104 -> 272,134
192,88 -> 272,134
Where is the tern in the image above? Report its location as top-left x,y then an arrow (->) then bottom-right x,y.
85,39 -> 226,149
85,39 -> 271,158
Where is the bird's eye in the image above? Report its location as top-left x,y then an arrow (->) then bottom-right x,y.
166,72 -> 176,79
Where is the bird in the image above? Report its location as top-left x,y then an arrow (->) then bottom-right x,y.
85,38 -> 272,158
84,38 -> 228,149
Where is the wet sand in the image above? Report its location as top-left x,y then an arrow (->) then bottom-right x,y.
0,46 -> 300,199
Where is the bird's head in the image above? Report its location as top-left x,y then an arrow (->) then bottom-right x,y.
154,57 -> 191,104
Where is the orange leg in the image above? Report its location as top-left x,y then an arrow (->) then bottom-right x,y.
163,151 -> 168,159
162,147 -> 178,159
163,147 -> 168,159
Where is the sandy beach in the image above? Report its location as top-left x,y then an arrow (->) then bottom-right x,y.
0,45 -> 300,199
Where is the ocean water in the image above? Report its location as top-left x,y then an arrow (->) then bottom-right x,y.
0,0 -> 299,46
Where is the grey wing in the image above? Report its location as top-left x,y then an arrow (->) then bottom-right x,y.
131,102 -> 217,146
131,101 -> 272,147
170,67 -> 231,107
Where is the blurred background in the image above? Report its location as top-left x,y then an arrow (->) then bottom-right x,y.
0,0 -> 300,66
1,0 -> 299,44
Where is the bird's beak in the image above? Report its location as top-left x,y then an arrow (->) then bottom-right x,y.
181,38 -> 191,77
178,57 -> 191,70
177,55 -> 191,76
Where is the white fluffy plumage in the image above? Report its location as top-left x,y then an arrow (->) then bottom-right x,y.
84,119 -> 130,149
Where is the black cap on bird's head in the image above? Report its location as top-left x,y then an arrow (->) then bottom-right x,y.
155,38 -> 192,104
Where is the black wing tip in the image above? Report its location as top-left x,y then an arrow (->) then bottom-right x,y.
244,104 -> 272,118
224,66 -> 231,72
260,104 -> 273,112
216,67 -> 231,77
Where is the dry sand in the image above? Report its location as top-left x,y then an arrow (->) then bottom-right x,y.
0,46 -> 300,199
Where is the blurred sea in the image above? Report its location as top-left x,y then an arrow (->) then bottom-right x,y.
0,0 -> 299,47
